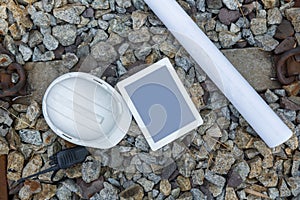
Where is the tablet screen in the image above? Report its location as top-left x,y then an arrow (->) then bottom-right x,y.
117,58 -> 203,150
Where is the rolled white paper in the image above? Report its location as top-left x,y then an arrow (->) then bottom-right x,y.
144,0 -> 293,147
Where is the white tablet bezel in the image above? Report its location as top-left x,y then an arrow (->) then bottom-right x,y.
117,58 -> 203,151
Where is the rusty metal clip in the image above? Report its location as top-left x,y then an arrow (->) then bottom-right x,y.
0,155 -> 8,200
0,63 -> 26,98
0,45 -> 27,99
276,46 -> 300,85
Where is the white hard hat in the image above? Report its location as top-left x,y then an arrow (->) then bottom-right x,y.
42,72 -> 132,149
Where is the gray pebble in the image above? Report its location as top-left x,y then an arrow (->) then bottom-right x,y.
277,109 -> 297,122
211,151 -> 236,174
191,188 -> 207,200
235,17 -> 250,28
152,189 -> 159,198
109,18 -> 130,37
90,29 -> 108,47
116,6 -> 126,14
279,178 -> 292,197
230,23 -> 240,33
250,18 -> 267,35
99,182 -> 119,200
274,89 -> 286,97
255,34 -> 279,51
116,60 -> 127,76
205,170 -> 226,187
215,21 -> 228,32
257,9 -> 267,18
98,19 -> 109,30
206,19 -> 217,31
268,188 -> 279,199
77,44 -> 89,58
147,173 -> 161,184
265,89 -> 279,103
287,177 -> 300,196
43,34 -> 59,51
132,0 -> 145,10
56,185 -> 72,200
26,101 -> 41,122
222,0 -> 240,10
29,30 -> 43,48
118,43 -> 130,56
102,13 -> 116,21
206,0 -> 222,9
0,110 -> 13,137
219,31 -> 241,48
116,0 -> 131,8
32,47 -> 55,62
242,29 -> 256,45
267,7 -> 282,25
134,43 -> 152,60
21,32 -> 30,44
40,27 -> 51,36
42,0 -> 55,12
177,153 -> 196,177
207,91 -> 229,110
62,53 -> 78,69
192,169 -> 205,185
82,156 -> 101,183
0,5 -> 7,19
53,5 -> 85,24
19,129 -> 42,146
267,25 -> 278,37
108,178 -> 121,187
31,11 -> 51,28
0,136 -> 9,155
132,10 -> 148,30
136,162 -> 152,174
128,27 -> 151,43
292,157 -> 300,177
52,24 -> 77,46
91,42 -> 117,64
137,177 -> 154,192
4,35 -> 17,55
0,19 -> 8,35
91,0 -> 109,9
197,0 -> 206,12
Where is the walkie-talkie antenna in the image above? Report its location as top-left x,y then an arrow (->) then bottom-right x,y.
12,146 -> 89,187
13,166 -> 59,186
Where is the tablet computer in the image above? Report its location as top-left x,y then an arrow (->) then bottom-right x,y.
117,58 -> 203,151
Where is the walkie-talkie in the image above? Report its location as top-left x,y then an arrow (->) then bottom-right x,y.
13,146 -> 89,186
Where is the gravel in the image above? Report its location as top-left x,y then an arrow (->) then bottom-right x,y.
0,136 -> 9,155
19,44 -> 33,61
1,0 -> 300,199
52,24 -> 77,46
43,33 -> 59,51
255,34 -> 280,51
137,177 -> 154,192
81,156 -> 101,183
53,5 -> 85,24
28,30 -> 43,48
19,129 -> 42,146
205,170 -> 226,187
250,18 -> 268,35
31,11 -> 51,28
0,18 -> 8,35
